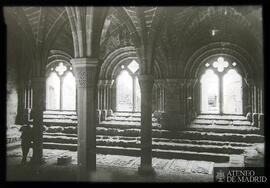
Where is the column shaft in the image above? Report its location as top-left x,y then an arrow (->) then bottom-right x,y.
138,75 -> 155,175
71,58 -> 98,180
31,77 -> 45,164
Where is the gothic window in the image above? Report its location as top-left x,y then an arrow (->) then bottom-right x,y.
46,72 -> 60,110
116,60 -> 141,112
223,69 -> 242,114
200,57 -> 243,114
46,62 -> 76,111
201,69 -> 220,114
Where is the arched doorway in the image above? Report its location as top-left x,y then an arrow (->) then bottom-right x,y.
200,57 -> 243,115
116,60 -> 141,112
46,62 -> 76,111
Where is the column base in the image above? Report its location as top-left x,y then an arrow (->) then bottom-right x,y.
138,166 -> 156,176
97,110 -> 101,123
101,110 -> 107,121
30,157 -> 46,166
107,109 -> 113,117
252,113 -> 259,127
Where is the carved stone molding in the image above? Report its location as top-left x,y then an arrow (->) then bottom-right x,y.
71,58 -> 99,88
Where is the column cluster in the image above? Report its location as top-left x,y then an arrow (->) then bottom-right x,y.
245,78 -> 264,133
97,79 -> 114,122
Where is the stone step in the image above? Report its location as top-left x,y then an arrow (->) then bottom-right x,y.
43,133 -> 254,148
42,143 -> 230,162
152,137 -> 253,147
105,116 -> 158,122
43,126 -> 264,143
45,125 -> 77,134
43,121 -> 77,126
96,128 -> 264,143
43,111 -> 77,115
43,113 -> 77,118
176,131 -> 264,143
196,114 -> 248,121
99,121 -> 160,129
113,112 -> 142,117
7,141 -> 21,151
193,119 -> 251,126
43,115 -> 160,123
189,125 -> 260,134
43,135 -> 248,155
43,120 -> 161,129
44,132 -> 77,137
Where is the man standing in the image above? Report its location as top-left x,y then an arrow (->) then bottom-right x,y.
19,124 -> 33,165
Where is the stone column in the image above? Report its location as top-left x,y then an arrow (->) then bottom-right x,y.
258,113 -> 264,135
185,79 -> 193,124
16,80 -> 27,124
252,113 -> 259,127
97,80 -> 102,123
31,77 -> 45,165
154,80 -> 165,123
185,78 -> 197,123
152,82 -> 158,117
245,79 -> 253,117
138,74 -> 155,175
106,80 -> 114,116
100,80 -> 107,121
160,80 -> 165,112
71,58 -> 98,180
154,79 -> 163,112
192,79 -> 199,118
253,85 -> 257,113
24,81 -> 33,122
260,85 -> 264,113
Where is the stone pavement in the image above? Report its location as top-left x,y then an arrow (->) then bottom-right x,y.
6,148 -> 215,182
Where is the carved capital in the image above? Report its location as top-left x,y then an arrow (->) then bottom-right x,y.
97,80 -> 103,88
71,58 -> 99,88
244,78 -> 254,87
154,79 -> 166,89
105,79 -> 114,88
185,78 -> 198,88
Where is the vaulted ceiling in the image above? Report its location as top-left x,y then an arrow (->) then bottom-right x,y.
4,6 -> 263,78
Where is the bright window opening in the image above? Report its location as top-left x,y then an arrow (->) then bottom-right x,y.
46,62 -> 76,111
116,60 -> 141,112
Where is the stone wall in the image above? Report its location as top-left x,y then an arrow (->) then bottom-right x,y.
6,32 -> 19,130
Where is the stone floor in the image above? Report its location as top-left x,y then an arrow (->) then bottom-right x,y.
6,148 -> 217,182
